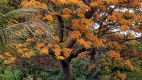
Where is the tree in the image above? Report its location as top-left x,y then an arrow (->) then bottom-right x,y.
0,0 -> 142,80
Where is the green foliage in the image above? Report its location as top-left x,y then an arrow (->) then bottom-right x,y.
136,43 -> 142,52
127,71 -> 142,80
126,58 -> 142,80
0,4 -> 11,29
0,66 -> 22,80
0,0 -> 8,5
86,68 -> 100,80
71,58 -> 89,80
46,70 -> 64,80
111,65 -> 132,72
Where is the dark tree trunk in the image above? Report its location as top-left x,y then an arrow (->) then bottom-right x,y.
61,60 -> 73,80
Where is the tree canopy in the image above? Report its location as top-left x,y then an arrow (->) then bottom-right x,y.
0,0 -> 142,80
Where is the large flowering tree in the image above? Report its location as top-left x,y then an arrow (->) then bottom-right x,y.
0,0 -> 142,80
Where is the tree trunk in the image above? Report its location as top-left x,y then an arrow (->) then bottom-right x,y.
61,60 -> 73,80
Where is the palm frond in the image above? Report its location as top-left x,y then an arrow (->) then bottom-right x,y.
6,7 -> 41,19
3,20 -> 55,43
0,7 -> 52,52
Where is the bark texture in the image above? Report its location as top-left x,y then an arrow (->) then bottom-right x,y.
61,60 -> 74,80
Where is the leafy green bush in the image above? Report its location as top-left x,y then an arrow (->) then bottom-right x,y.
0,66 -> 22,80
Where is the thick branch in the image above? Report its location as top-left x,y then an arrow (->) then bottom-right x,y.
66,26 -> 74,31
69,47 -> 89,62
88,47 -> 96,63
82,0 -> 92,5
48,48 -> 55,56
85,8 -> 97,19
81,0 -> 98,19
57,15 -> 64,43
66,39 -> 77,48
61,60 -> 73,80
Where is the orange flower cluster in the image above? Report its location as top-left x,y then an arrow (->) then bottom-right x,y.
15,45 -> 36,58
109,15 -> 117,21
70,31 -> 81,39
10,43 -> 23,49
120,25 -> 129,31
72,19 -> 89,33
21,0 -> 48,9
90,0 -> 103,7
116,70 -> 126,80
36,42 -> 45,50
53,36 -> 60,43
123,11 -> 136,20
79,3 -> 91,10
61,8 -> 72,18
4,57 -> 17,64
44,15 -> 54,21
4,52 -> 12,57
40,47 -> 49,55
26,38 -> 35,42
36,42 -> 51,55
61,14 -> 71,19
132,0 -> 141,7
21,50 -> 35,58
77,24 -> 88,33
85,32 -> 97,42
127,32 -> 134,39
108,50 -> 122,61
54,48 -> 65,60
72,19 -> 80,26
108,42 -> 121,51
119,19 -> 131,25
53,46 -> 61,56
137,16 -> 142,22
62,48 -> 72,58
0,55 -> 4,59
76,9 -> 85,18
108,12 -> 122,22
81,18 -> 94,27
78,52 -> 87,57
108,50 -> 135,72
88,64 -> 96,71
124,60 -> 134,71
57,56 -> 65,60
89,2 -> 98,8
2,52 -> 17,64
51,0 -> 81,5
132,26 -> 142,32
77,39 -> 91,49
4,37 -> 51,60
62,8 -> 72,14
103,0 -> 119,4
86,32 -> 102,47
8,43 -> 35,59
